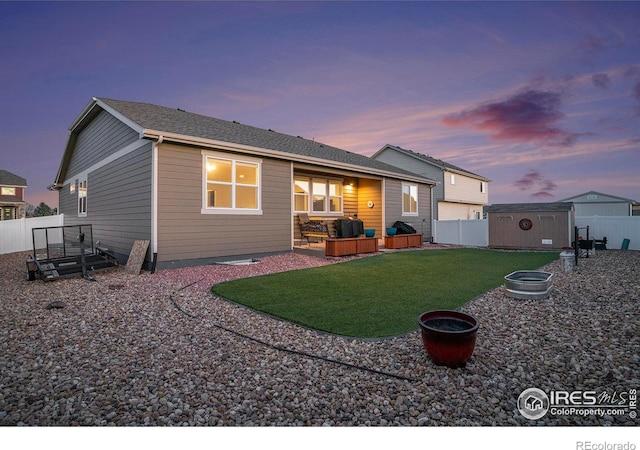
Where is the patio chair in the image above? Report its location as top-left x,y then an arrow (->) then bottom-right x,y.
298,213 -> 331,245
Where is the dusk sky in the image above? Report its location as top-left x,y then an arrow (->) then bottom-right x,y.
2,1 -> 639,209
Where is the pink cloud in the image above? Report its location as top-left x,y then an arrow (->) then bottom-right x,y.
513,169 -> 542,191
531,191 -> 555,199
513,169 -> 558,199
441,89 -> 579,146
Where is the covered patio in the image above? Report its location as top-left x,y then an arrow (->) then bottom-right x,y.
292,168 -> 384,245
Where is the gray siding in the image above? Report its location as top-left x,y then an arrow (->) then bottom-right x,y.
62,142 -> 153,259
563,192 -> 633,216
574,203 -> 630,217
374,148 -> 444,220
156,143 -> 292,263
58,182 -> 77,219
66,110 -> 140,177
384,179 -> 432,239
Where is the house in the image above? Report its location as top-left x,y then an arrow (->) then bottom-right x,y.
371,144 -> 490,221
560,191 -> 639,217
525,395 -> 543,411
52,98 -> 436,270
0,169 -> 27,221
484,202 -> 574,251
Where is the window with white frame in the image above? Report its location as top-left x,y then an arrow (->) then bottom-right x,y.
328,180 -> 342,212
450,174 -> 456,185
312,179 -> 326,212
480,181 -> 486,193
294,176 -> 343,213
1,187 -> 15,196
402,183 -> 418,215
294,178 -> 309,212
77,178 -> 87,216
203,152 -> 261,213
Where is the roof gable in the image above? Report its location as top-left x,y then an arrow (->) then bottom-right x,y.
373,144 -> 491,181
0,170 -> 27,187
560,191 -> 637,204
95,98 -> 436,184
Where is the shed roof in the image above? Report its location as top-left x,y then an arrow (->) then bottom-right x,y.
484,202 -> 574,213
0,170 -> 27,187
55,98 -> 437,187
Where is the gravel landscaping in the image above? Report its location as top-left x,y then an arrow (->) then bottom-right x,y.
1,247 -> 638,426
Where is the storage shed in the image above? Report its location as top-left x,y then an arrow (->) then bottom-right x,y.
485,202 -> 574,250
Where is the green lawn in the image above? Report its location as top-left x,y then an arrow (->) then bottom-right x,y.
211,248 -> 558,338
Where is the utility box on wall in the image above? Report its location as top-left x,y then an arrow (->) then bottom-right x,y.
484,202 -> 575,250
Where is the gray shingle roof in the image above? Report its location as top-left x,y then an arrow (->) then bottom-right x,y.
0,170 -> 27,187
484,202 -> 574,213
376,144 -> 491,181
97,98 -> 434,183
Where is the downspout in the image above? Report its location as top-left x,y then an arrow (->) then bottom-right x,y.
380,178 -> 384,232
430,184 -> 434,243
150,135 -> 163,273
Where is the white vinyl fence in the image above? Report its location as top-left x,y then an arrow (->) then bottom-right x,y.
0,215 -> 64,255
433,219 -> 488,247
434,216 -> 639,250
576,216 -> 640,250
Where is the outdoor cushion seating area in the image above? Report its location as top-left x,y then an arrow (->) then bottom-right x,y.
297,214 -> 365,244
298,213 -> 333,244
297,215 -> 426,256
297,213 -> 379,257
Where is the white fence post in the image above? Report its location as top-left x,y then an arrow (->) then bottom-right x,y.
576,216 -> 639,250
0,214 -> 64,255
433,219 -> 488,247
433,216 -> 638,250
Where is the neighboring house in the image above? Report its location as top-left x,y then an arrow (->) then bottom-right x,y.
560,191 -> 639,217
484,202 -> 575,250
52,98 -> 436,269
0,169 -> 27,221
371,144 -> 490,221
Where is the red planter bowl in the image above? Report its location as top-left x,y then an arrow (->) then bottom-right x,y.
418,310 -> 479,368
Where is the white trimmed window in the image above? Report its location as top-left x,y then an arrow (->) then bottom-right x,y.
450,174 -> 456,185
294,178 -> 309,212
480,181 -> 486,193
402,183 -> 418,215
1,187 -> 15,196
328,180 -> 342,212
202,151 -> 261,214
77,178 -> 87,216
294,176 -> 343,213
